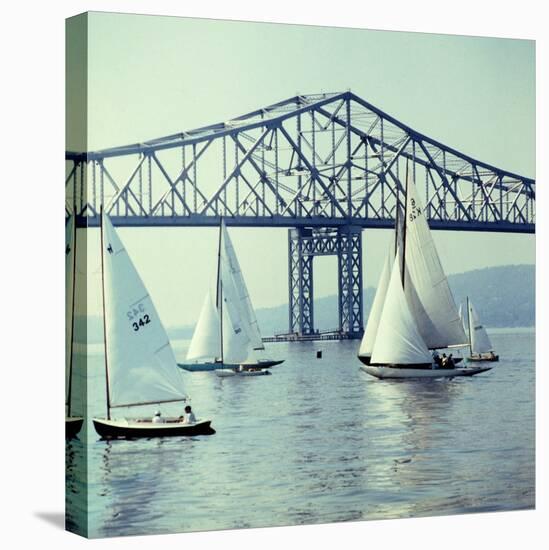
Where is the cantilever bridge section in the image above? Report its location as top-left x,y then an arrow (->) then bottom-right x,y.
66,91 -> 535,339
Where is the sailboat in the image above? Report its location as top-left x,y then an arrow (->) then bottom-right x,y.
465,297 -> 499,362
92,211 -> 215,438
360,166 -> 492,379
178,219 -> 284,376
66,214 -> 84,439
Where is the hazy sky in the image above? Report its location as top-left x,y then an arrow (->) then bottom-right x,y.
69,12 -> 535,329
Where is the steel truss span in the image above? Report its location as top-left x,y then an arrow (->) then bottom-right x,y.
66,92 -> 535,339
66,91 -> 535,233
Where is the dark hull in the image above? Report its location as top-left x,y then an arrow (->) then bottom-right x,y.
178,362 -> 226,372
468,354 -> 499,362
243,359 -> 285,368
93,419 -> 215,439
179,359 -> 284,372
65,417 -> 84,439
358,356 -> 462,367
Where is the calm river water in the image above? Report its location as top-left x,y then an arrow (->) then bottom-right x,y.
66,328 -> 535,538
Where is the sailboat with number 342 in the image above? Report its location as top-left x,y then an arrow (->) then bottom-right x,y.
92,211 -> 215,438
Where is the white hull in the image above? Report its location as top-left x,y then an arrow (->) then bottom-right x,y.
361,365 -> 492,379
216,369 -> 237,377
216,368 -> 271,377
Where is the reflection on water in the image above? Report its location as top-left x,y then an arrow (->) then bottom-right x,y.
66,329 -> 535,537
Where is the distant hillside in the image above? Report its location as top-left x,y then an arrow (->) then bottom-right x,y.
257,264 -> 535,334
448,264 -> 534,329
79,264 -> 534,343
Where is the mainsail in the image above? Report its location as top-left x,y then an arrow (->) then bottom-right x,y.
468,300 -> 493,354
218,249 -> 252,363
403,181 -> 468,349
220,220 -> 264,350
186,223 -> 253,364
370,251 -> 433,366
101,213 -> 186,408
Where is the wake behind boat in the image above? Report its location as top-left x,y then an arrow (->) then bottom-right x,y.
93,211 -> 214,439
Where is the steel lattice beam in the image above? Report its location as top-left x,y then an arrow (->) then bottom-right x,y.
66,91 -> 535,233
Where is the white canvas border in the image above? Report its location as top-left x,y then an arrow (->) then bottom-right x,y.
0,1 -> 545,549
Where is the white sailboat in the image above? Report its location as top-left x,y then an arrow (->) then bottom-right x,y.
92,212 -> 215,438
361,166 -> 492,379
65,214 -> 84,439
466,297 -> 499,362
179,219 -> 284,376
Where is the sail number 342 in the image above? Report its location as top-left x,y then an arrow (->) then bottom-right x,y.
127,304 -> 151,331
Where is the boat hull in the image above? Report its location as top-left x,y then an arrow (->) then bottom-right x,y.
178,362 -> 228,372
361,365 -> 492,379
65,417 -> 84,439
92,418 -> 215,439
241,359 -> 284,368
216,368 -> 272,377
359,356 -> 463,366
467,354 -> 499,362
179,359 -> 284,372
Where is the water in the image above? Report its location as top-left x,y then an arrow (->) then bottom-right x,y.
66,328 -> 535,538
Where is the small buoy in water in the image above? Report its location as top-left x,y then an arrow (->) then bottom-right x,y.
316,350 -> 322,359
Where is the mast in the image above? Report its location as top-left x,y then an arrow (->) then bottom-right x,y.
216,218 -> 224,365
67,207 -> 78,417
401,161 -> 409,289
467,296 -> 473,357
100,208 -> 112,419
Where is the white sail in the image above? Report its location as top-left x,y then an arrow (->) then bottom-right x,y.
186,287 -> 221,361
395,203 -> 405,277
458,303 -> 467,335
220,220 -> 264,350
468,300 -> 493,354
65,215 -> 76,406
101,213 -> 186,408
404,181 -> 468,349
219,255 -> 252,363
370,252 -> 433,366
358,250 -> 392,358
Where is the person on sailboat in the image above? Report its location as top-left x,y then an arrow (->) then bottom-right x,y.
181,405 -> 196,424
152,411 -> 164,424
